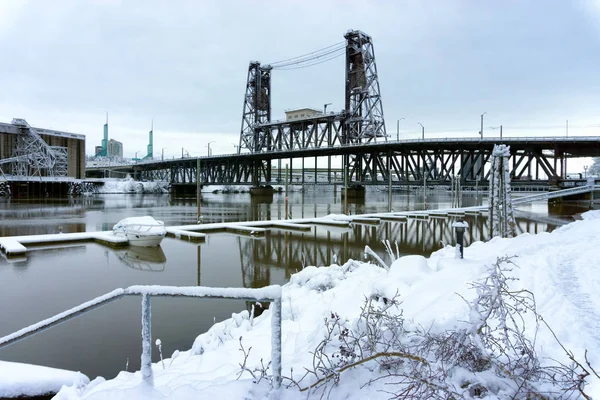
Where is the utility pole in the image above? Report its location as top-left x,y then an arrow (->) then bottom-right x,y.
500,125 -> 503,139
196,158 -> 201,223
480,112 -> 486,139
396,118 -> 405,141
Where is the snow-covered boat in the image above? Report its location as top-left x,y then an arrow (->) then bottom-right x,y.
112,216 -> 167,247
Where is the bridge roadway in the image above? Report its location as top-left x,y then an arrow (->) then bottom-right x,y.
85,136 -> 600,187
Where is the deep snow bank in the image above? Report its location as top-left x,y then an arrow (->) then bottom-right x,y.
56,211 -> 600,399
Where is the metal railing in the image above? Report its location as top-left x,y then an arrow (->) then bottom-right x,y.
0,285 -> 283,389
512,184 -> 599,205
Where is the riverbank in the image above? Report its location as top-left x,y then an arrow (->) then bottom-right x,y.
53,210 -> 600,399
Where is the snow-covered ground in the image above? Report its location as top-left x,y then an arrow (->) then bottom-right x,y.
47,210 -> 600,399
0,361 -> 88,398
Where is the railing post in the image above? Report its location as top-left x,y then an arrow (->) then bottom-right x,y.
141,293 -> 154,387
271,297 -> 282,389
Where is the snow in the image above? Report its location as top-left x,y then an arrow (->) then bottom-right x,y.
97,177 -> 169,194
49,210 -> 600,399
125,285 -> 282,301
113,216 -> 164,229
451,220 -> 469,228
0,361 -> 89,398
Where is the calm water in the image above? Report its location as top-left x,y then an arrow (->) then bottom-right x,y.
0,189 -> 592,380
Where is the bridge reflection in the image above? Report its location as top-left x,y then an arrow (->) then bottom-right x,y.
236,214 -> 562,290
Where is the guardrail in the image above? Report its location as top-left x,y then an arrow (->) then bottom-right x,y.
0,285 -> 283,388
512,184 -> 599,205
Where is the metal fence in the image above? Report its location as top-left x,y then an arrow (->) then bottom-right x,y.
0,285 -> 283,389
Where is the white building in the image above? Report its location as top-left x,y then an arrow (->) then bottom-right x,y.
285,108 -> 323,122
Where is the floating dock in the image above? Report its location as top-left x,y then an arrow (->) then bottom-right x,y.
0,207 -> 490,258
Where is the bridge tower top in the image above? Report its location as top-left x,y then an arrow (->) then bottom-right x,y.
237,30 -> 387,154
344,30 -> 386,144
238,62 -> 272,154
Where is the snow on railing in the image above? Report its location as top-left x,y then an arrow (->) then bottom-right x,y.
0,285 -> 283,389
512,184 -> 600,205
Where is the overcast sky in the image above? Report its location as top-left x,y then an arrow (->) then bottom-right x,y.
1,0 -> 599,160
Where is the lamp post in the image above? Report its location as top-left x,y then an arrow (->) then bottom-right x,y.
584,165 -> 588,179
207,141 -> 215,157
134,151 -> 139,163
324,103 -> 332,114
231,142 -> 239,153
480,112 -> 487,139
452,219 -> 469,259
418,122 -> 424,140
397,118 -> 405,141
161,147 -> 167,161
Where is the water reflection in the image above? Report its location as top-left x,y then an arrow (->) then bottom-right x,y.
236,213 -> 563,288
115,246 -> 167,272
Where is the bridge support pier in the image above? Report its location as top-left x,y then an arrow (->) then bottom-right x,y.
341,185 -> 366,199
249,186 -> 276,197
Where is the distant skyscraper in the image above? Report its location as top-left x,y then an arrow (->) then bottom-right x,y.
107,139 -> 123,158
144,120 -> 153,159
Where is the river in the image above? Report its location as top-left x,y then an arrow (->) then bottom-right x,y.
0,189 -> 593,380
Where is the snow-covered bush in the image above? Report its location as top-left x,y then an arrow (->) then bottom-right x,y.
271,256 -> 598,399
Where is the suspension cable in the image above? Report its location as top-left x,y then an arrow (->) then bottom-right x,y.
273,49 -> 346,70
268,41 -> 345,67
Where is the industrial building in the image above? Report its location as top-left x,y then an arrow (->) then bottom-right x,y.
0,119 -> 86,179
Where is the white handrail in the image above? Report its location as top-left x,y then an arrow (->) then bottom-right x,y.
0,285 -> 283,389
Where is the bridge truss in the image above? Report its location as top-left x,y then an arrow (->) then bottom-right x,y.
109,136 -> 600,190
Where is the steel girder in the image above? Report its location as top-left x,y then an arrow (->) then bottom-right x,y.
145,146 -> 564,187
255,114 -> 346,152
239,62 -> 272,154
344,30 -> 387,144
344,147 -> 561,186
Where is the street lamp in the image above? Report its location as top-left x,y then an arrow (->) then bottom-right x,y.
480,112 -> 487,139
397,118 -> 405,141
452,219 -> 469,259
584,165 -> 588,179
161,147 -> 167,161
324,103 -> 332,114
134,151 -> 140,163
418,122 -> 424,140
230,142 -> 239,153
207,141 -> 216,156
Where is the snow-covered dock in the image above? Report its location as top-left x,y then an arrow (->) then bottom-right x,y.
0,207 -> 489,257
0,231 -> 128,256
0,360 -> 88,399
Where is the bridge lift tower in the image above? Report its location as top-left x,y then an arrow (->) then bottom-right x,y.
237,30 -> 386,188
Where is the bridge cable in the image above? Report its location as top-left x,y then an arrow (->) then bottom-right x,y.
268,41 -> 345,67
273,48 -> 346,70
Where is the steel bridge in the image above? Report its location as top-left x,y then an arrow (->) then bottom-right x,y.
85,30 -> 600,190
86,135 -> 600,190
